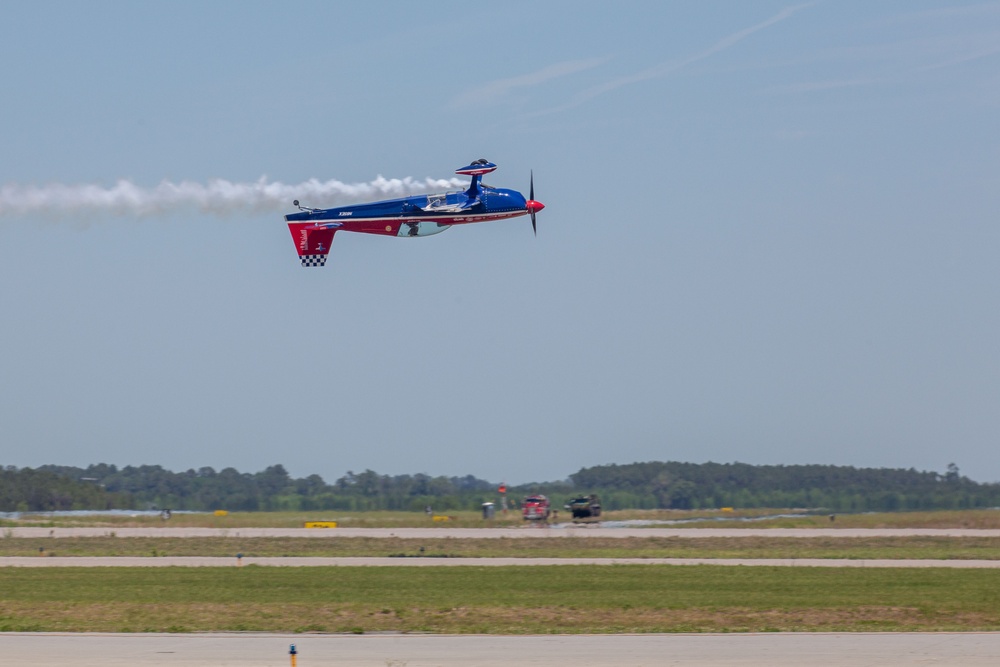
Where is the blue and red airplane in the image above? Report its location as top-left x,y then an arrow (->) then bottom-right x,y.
285,159 -> 544,267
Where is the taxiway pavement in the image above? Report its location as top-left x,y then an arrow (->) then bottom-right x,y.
3,632 -> 1000,666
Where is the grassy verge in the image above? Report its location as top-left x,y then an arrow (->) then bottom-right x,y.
2,536 -> 1000,560
1,566 -> 998,633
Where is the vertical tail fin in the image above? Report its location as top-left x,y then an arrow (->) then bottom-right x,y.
287,221 -> 336,267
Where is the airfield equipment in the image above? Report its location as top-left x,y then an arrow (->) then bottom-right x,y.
522,495 -> 551,521
567,494 -> 602,522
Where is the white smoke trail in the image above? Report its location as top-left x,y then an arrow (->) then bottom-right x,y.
0,175 -> 468,219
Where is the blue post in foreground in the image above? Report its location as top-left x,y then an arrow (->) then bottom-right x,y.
289,643 -> 297,667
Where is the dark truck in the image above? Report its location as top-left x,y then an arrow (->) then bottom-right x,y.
566,494 -> 602,522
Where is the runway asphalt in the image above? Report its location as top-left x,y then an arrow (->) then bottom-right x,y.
3,632 -> 1000,666
3,555 -> 1000,567
8,526 -> 1000,538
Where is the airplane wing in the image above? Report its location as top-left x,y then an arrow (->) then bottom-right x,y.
287,221 -> 339,267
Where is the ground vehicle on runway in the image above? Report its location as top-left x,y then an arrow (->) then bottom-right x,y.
567,494 -> 602,522
521,495 -> 551,521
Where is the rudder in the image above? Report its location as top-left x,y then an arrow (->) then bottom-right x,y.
287,221 -> 336,267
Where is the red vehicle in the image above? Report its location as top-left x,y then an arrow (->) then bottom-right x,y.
521,495 -> 551,522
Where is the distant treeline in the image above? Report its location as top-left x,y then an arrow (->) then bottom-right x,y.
1,461 -> 998,513
25,464 -> 494,513
0,467 -> 129,513
561,461 -> 1000,512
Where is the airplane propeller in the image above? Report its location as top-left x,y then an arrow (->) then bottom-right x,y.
524,170 -> 545,236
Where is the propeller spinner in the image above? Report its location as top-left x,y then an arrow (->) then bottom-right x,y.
524,171 -> 545,236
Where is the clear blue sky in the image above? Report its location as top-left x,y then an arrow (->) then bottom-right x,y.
2,1 -> 999,484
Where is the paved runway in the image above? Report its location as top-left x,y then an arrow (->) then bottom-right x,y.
3,632 -> 1000,666
8,526 -> 1000,538
3,555 -> 1000,567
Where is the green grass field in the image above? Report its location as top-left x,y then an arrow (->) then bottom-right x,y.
4,509 -> 999,634
1,565 -> 998,634
3,535 -> 1000,560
